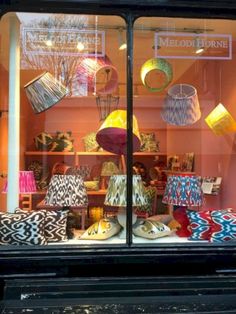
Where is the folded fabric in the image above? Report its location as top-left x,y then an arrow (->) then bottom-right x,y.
0,210 -> 47,245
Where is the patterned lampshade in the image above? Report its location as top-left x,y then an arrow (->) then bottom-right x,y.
205,103 -> 236,135
161,84 -> 201,126
44,175 -> 88,207
162,174 -> 203,207
101,161 -> 120,177
3,171 -> 37,193
104,174 -> 148,207
96,109 -> 141,155
24,72 -> 68,114
77,55 -> 118,95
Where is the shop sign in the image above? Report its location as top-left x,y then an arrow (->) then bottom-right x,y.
22,27 -> 105,57
155,32 -> 232,60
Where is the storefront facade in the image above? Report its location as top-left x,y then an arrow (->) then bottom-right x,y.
1,1 -> 236,312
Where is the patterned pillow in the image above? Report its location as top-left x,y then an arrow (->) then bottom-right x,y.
82,132 -> 100,152
187,210 -> 212,240
210,210 -> 236,242
132,219 -> 171,239
80,218 -> 121,240
0,211 -> 47,245
15,208 -> 68,243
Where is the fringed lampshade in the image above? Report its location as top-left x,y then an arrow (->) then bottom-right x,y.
162,174 -> 203,207
205,103 -> 236,135
24,72 -> 68,114
96,109 -> 141,155
77,55 -> 118,95
161,84 -> 201,126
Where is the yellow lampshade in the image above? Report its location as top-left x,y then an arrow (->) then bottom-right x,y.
96,109 -> 141,154
205,103 -> 236,135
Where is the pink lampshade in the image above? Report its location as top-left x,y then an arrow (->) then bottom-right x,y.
76,55 -> 118,95
3,171 -> 37,193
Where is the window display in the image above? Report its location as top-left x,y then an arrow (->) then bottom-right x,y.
1,11 -> 236,247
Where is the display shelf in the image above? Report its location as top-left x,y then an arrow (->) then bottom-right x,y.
25,151 -> 75,156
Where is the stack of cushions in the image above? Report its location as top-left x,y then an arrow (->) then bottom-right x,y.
0,208 -> 68,245
186,208 -> 236,242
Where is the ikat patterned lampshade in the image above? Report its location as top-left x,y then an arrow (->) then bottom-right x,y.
44,175 -> 88,207
96,109 -> 141,155
3,171 -> 37,193
205,103 -> 236,135
162,174 -> 203,207
161,84 -> 201,126
24,72 -> 67,114
104,174 -> 148,207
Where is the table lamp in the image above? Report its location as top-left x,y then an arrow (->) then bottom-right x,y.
100,161 -> 120,190
162,174 -> 203,237
2,171 -> 37,211
24,71 -> 68,114
104,174 -> 148,238
44,174 -> 88,231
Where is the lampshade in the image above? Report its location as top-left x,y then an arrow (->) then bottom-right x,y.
162,174 -> 203,207
2,171 -> 37,193
44,174 -> 88,207
101,161 -> 120,177
205,103 -> 236,135
161,84 -> 201,126
104,174 -> 148,207
24,72 -> 68,114
140,58 -> 173,92
96,94 -> 120,121
96,109 -> 141,155
77,55 -> 118,95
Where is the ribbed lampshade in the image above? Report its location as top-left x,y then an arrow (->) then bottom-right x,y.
24,72 -> 68,114
96,109 -> 141,155
3,171 -> 37,193
205,103 -> 236,135
104,174 -> 148,207
77,55 -> 118,95
162,174 -> 203,207
44,175 -> 88,207
161,84 -> 201,126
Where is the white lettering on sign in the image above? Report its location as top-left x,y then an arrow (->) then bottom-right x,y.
155,32 -> 232,60
22,27 -> 105,57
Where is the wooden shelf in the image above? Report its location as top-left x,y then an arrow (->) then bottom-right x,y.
76,151 -> 116,156
25,151 -> 75,156
25,151 -> 166,156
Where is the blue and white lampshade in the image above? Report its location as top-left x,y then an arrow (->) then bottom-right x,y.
24,72 -> 68,114
162,174 -> 203,207
161,84 -> 201,126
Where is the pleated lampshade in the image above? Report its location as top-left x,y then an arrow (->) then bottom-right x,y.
161,84 -> 201,126
24,72 -> 68,114
96,109 -> 141,155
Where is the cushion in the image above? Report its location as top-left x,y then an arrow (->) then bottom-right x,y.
147,214 -> 173,225
82,132 -> 100,152
140,132 -> 159,152
132,219 -> 171,239
15,208 -> 68,243
187,209 -> 212,240
172,207 -> 191,237
80,218 -> 121,240
0,211 -> 47,245
210,210 -> 236,242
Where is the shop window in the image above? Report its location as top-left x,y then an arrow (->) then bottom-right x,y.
133,16 -> 236,245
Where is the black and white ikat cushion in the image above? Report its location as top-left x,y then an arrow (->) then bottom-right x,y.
0,211 -> 47,245
15,208 -> 68,243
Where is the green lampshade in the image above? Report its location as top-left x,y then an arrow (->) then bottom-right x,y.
104,174 -> 148,207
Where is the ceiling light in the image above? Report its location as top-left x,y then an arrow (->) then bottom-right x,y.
118,28 -> 127,51
77,42 -> 85,51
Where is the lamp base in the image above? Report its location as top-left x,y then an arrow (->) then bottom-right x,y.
117,207 -> 137,239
